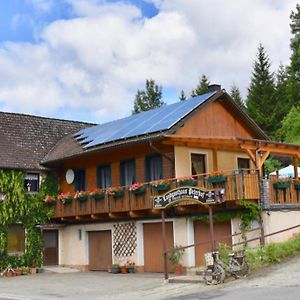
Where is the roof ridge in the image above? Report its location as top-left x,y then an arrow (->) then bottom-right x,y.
0,110 -> 96,125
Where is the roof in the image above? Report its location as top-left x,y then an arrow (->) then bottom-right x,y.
0,111 -> 93,171
74,91 -> 216,149
43,90 -> 269,164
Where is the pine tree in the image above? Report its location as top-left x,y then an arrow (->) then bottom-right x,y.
179,90 -> 187,101
132,79 -> 164,114
191,75 -> 210,97
290,4 -> 300,79
230,84 -> 245,110
246,44 -> 276,136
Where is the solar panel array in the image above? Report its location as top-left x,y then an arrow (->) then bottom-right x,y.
74,91 -> 216,149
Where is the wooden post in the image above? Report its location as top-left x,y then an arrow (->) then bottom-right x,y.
161,210 -> 168,280
293,156 -> 299,179
208,205 -> 215,251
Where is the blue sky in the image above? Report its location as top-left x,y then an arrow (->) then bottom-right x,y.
0,0 -> 298,123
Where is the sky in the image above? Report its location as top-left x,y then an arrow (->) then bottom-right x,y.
0,0 -> 298,123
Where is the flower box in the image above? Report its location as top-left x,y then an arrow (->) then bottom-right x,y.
58,192 -> 73,205
294,182 -> 300,190
207,176 -> 226,184
273,182 -> 291,189
44,196 -> 56,206
129,183 -> 146,195
89,189 -> 105,200
108,187 -> 124,198
151,180 -> 170,191
178,179 -> 197,187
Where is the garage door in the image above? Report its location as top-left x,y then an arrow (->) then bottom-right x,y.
143,222 -> 174,273
43,230 -> 58,266
88,231 -> 112,271
194,221 -> 232,266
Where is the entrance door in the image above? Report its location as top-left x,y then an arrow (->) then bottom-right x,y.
194,221 -> 232,265
43,230 -> 58,266
143,222 -> 174,272
88,231 -> 112,271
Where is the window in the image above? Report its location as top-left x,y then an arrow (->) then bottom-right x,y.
24,173 -> 39,192
120,160 -> 135,186
7,224 -> 25,254
97,164 -> 111,189
145,155 -> 163,181
191,154 -> 206,175
74,169 -> 86,191
238,158 -> 250,170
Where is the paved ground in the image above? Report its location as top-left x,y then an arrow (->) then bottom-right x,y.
1,255 -> 300,300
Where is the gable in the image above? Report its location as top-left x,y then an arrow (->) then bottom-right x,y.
174,100 -> 255,138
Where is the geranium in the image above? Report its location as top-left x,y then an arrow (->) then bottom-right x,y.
44,195 -> 56,205
58,192 -> 73,204
150,179 -> 170,188
89,188 -> 105,200
107,186 -> 124,197
74,191 -> 88,201
129,182 -> 145,191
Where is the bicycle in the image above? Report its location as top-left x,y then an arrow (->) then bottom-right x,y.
203,250 -> 249,285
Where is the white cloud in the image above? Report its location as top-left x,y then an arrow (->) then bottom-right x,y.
26,0 -> 54,12
0,0 -> 298,122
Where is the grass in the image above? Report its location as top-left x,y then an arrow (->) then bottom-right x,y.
217,234 -> 300,270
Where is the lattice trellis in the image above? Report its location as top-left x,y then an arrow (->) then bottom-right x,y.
113,222 -> 137,257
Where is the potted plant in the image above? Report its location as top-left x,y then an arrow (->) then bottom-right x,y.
120,265 -> 128,274
168,245 -> 185,276
58,192 -> 73,205
129,182 -> 146,195
111,263 -> 120,274
207,173 -> 226,184
44,195 -> 56,206
177,176 -> 197,187
151,180 -> 170,191
126,261 -> 135,273
74,191 -> 88,202
273,180 -> 291,189
108,187 -> 124,198
89,188 -> 105,200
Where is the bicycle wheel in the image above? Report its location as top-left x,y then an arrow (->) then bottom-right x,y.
205,265 -> 225,285
232,261 -> 249,279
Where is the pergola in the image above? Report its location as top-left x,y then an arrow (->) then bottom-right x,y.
163,136 -> 300,178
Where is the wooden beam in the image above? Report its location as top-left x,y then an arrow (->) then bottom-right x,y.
293,156 -> 299,179
212,149 -> 218,171
244,148 -> 256,164
91,214 -> 102,220
258,150 -> 270,169
108,212 -> 128,219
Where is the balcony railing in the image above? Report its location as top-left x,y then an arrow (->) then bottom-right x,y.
50,170 -> 260,220
269,176 -> 300,205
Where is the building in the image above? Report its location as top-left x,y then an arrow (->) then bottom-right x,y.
1,88 -> 300,273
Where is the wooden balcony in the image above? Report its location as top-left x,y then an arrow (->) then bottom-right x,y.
269,176 -> 300,205
51,170 -> 261,222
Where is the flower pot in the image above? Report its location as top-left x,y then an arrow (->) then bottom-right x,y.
62,197 -> 72,205
113,191 -> 124,198
128,267 -> 135,273
77,195 -> 88,202
208,176 -> 226,184
273,182 -> 291,189
30,268 -> 37,275
175,265 -> 183,276
111,266 -> 120,274
15,269 -> 22,276
6,270 -> 15,277
120,266 -> 128,274
178,180 -> 197,187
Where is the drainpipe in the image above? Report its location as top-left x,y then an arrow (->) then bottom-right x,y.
149,141 -> 175,177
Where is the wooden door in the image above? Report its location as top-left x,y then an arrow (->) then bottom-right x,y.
43,230 -> 58,266
194,221 -> 232,266
88,231 -> 112,271
143,222 -> 174,273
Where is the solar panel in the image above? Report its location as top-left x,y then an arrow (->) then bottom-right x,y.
74,91 -> 216,149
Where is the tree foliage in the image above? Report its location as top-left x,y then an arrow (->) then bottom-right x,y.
279,106 -> 300,143
179,90 -> 187,101
290,4 -> 300,79
246,44 -> 276,136
132,79 -> 164,114
191,74 -> 210,97
230,84 -> 245,110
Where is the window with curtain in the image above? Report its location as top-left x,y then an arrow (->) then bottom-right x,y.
191,153 -> 206,175
74,169 -> 86,191
7,224 -> 25,254
24,173 -> 39,192
97,164 -> 111,189
121,160 -> 136,186
145,155 -> 163,181
238,158 -> 250,169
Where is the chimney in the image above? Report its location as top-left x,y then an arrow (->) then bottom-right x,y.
207,84 -> 221,93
